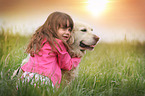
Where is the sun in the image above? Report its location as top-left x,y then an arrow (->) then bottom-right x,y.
87,0 -> 109,16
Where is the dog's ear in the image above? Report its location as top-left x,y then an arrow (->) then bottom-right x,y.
67,35 -> 74,45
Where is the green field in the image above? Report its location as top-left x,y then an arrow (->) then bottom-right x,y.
0,32 -> 145,96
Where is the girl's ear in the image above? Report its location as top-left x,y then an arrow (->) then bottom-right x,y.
67,35 -> 74,45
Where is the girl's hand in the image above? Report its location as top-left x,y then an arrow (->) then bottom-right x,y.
68,50 -> 83,58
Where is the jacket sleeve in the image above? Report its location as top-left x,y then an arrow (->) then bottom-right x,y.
56,40 -> 81,70
58,52 -> 81,70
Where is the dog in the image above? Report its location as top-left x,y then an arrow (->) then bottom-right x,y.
11,22 -> 99,84
62,22 -> 99,83
68,22 -> 99,57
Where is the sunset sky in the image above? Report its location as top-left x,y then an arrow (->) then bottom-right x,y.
0,0 -> 145,42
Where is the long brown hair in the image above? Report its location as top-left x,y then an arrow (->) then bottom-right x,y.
26,11 -> 74,56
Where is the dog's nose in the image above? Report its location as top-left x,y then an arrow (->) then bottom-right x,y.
93,35 -> 99,42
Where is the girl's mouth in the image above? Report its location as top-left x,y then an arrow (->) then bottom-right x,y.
63,35 -> 69,40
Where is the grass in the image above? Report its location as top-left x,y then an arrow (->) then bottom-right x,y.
0,32 -> 145,96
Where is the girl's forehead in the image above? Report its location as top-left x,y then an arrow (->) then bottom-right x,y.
59,20 -> 71,28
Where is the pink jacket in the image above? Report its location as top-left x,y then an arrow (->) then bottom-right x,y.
21,39 -> 81,87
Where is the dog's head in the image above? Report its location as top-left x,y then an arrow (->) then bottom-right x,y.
67,22 -> 99,57
68,22 -> 99,50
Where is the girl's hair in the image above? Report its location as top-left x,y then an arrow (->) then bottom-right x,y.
26,11 -> 74,56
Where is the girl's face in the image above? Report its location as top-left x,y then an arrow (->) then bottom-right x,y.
57,27 -> 71,42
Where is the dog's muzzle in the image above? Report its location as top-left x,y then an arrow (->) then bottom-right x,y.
79,35 -> 99,51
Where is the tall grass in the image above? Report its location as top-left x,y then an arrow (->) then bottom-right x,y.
0,32 -> 145,96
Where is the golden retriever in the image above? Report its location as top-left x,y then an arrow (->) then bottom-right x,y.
62,22 -> 99,83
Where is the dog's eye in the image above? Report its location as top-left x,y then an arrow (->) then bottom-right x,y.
91,29 -> 93,31
81,29 -> 87,32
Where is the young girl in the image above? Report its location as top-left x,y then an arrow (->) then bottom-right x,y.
20,12 -> 81,88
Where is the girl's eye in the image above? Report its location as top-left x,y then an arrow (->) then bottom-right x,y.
81,29 -> 87,32
68,28 -> 72,32
62,27 -> 66,30
60,27 -> 66,31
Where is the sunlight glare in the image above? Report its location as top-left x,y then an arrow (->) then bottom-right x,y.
87,0 -> 109,16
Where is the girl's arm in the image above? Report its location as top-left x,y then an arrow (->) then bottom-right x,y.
58,52 -> 81,70
42,39 -> 81,71
56,39 -> 81,70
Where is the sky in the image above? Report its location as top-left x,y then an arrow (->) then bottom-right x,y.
0,0 -> 145,42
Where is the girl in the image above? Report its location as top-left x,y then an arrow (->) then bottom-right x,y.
20,12 -> 81,88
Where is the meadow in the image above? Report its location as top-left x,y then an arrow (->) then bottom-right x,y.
0,31 -> 145,96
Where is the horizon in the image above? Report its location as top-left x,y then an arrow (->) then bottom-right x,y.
0,0 -> 145,42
